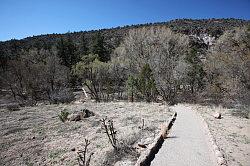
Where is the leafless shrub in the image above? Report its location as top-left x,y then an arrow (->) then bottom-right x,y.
77,139 -> 94,166
100,117 -> 118,149
102,138 -> 139,166
50,88 -> 75,104
230,106 -> 250,119
138,118 -> 145,130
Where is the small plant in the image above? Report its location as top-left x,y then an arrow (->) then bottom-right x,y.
100,117 -> 118,149
139,118 -> 145,130
77,139 -> 94,166
58,109 -> 69,122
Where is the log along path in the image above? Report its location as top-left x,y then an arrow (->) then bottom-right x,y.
151,104 -> 218,166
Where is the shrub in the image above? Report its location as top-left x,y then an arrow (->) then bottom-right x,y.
58,109 -> 69,122
100,117 -> 118,149
231,106 -> 250,119
50,88 -> 75,104
77,139 -> 94,166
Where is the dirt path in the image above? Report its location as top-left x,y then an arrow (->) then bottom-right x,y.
151,104 -> 218,166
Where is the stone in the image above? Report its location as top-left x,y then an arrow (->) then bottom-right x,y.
218,157 -> 226,165
68,109 -> 95,121
213,112 -> 222,119
114,160 -> 133,166
138,144 -> 147,148
215,150 -> 223,157
68,113 -> 81,121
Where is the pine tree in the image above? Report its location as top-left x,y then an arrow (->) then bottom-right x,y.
126,75 -> 137,102
57,37 -> 78,68
185,47 -> 205,93
137,64 -> 157,102
91,32 -> 110,62
79,35 -> 89,56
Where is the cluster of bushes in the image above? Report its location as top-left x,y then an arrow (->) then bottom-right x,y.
0,22 -> 249,107
112,25 -> 249,105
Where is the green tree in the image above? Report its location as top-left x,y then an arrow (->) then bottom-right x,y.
91,33 -> 110,62
185,47 -> 205,94
126,75 -> 137,102
72,54 -> 110,101
57,37 -> 78,68
137,64 -> 157,102
78,35 -> 89,56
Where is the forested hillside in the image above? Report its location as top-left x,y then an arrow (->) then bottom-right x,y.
0,18 -> 249,106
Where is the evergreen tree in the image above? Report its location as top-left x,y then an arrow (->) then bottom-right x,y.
137,64 -> 157,102
57,37 -> 78,68
78,35 -> 89,56
185,47 -> 205,93
91,32 -> 110,62
126,75 -> 137,102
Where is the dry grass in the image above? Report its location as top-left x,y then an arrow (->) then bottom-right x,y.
0,101 -> 171,166
194,105 -> 250,166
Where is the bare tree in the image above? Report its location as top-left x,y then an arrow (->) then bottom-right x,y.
116,26 -> 189,103
204,26 -> 250,105
1,47 -> 71,104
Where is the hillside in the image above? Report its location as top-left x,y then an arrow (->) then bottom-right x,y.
0,18 -> 249,107
0,18 -> 249,166
0,18 -> 249,57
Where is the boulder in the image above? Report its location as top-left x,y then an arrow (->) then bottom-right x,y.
69,109 -> 95,121
213,112 -> 222,119
82,109 -> 95,118
68,113 -> 82,121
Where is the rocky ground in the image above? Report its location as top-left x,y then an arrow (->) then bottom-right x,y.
194,105 -> 250,166
0,101 -> 172,166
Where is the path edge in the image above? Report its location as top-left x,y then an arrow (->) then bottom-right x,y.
194,107 -> 228,166
135,112 -> 177,166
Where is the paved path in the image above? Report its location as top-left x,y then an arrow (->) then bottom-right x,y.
151,105 -> 217,166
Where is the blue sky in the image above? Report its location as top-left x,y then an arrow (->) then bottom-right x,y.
0,0 -> 250,41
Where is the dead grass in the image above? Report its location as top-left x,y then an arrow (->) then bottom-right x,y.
0,101 -> 171,166
194,105 -> 250,166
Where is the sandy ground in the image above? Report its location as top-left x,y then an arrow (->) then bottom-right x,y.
194,105 -> 250,166
151,104 -> 217,166
0,101 -> 171,166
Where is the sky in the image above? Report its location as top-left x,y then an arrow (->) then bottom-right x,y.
0,0 -> 250,41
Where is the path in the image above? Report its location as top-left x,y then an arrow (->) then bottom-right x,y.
151,104 -> 218,166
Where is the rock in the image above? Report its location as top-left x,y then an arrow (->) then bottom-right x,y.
6,103 -> 20,111
213,144 -> 219,151
68,113 -> 82,121
138,137 -> 153,145
138,144 -> 147,148
114,160 -> 133,166
82,109 -> 95,118
213,112 -> 222,119
71,148 -> 76,151
160,124 -> 168,139
215,150 -> 223,157
69,109 -> 95,121
218,157 -> 226,165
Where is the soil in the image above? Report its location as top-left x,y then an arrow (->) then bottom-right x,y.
194,105 -> 250,166
0,101 -> 171,166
